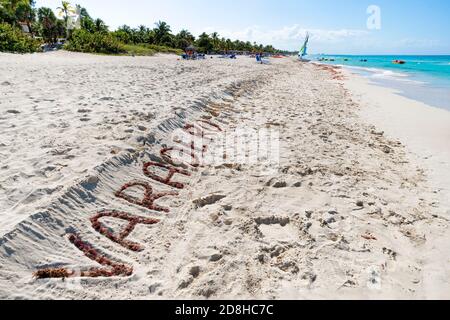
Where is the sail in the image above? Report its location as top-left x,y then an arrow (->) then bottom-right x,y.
299,33 -> 309,58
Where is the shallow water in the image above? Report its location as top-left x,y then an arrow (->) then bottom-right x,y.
310,55 -> 450,111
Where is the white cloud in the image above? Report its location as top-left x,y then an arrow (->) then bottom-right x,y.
398,38 -> 441,48
198,24 -> 369,50
193,24 -> 446,54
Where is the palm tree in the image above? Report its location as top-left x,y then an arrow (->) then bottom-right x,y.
38,7 -> 57,43
137,25 -> 149,43
197,32 -> 213,53
56,1 -> 74,34
218,37 -> 226,51
225,38 -> 232,52
210,32 -> 219,52
94,18 -> 108,33
154,20 -> 171,45
177,29 -> 194,41
138,25 -> 147,34
175,29 -> 195,50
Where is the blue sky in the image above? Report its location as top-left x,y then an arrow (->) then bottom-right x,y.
36,0 -> 450,54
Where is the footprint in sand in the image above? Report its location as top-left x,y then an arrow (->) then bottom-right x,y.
100,96 -> 114,101
254,216 -> 297,243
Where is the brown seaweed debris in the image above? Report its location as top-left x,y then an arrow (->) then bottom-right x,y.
143,161 -> 191,189
34,233 -> 133,279
115,181 -> 177,213
91,211 -> 159,252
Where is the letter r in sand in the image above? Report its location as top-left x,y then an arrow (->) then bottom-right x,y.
91,211 -> 159,252
115,181 -> 178,212
143,162 -> 190,189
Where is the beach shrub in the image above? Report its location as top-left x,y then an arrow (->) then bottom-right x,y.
145,44 -> 183,55
0,23 -> 41,53
122,43 -> 156,56
122,43 -> 183,56
64,29 -> 126,54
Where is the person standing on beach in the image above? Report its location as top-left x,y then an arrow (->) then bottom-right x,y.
256,52 -> 263,64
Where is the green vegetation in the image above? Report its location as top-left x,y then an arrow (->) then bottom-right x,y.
122,43 -> 183,56
0,22 -> 40,53
111,21 -> 280,54
56,1 -> 74,35
37,7 -> 62,43
64,29 -> 125,54
1,0 -> 283,55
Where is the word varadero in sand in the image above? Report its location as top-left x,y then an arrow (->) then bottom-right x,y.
34,119 -> 222,279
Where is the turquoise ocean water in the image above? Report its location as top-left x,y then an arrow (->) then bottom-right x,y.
309,55 -> 450,110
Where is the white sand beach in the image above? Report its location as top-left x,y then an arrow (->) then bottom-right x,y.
344,71 -> 450,298
0,51 -> 449,299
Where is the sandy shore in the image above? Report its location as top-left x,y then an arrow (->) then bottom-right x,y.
0,51 -> 261,234
0,52 -> 449,299
344,70 -> 450,298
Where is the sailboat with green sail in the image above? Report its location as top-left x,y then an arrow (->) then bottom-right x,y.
298,32 -> 310,62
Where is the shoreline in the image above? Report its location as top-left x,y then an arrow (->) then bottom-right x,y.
343,69 -> 450,298
346,66 -> 450,111
343,68 -> 450,210
312,57 -> 450,111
